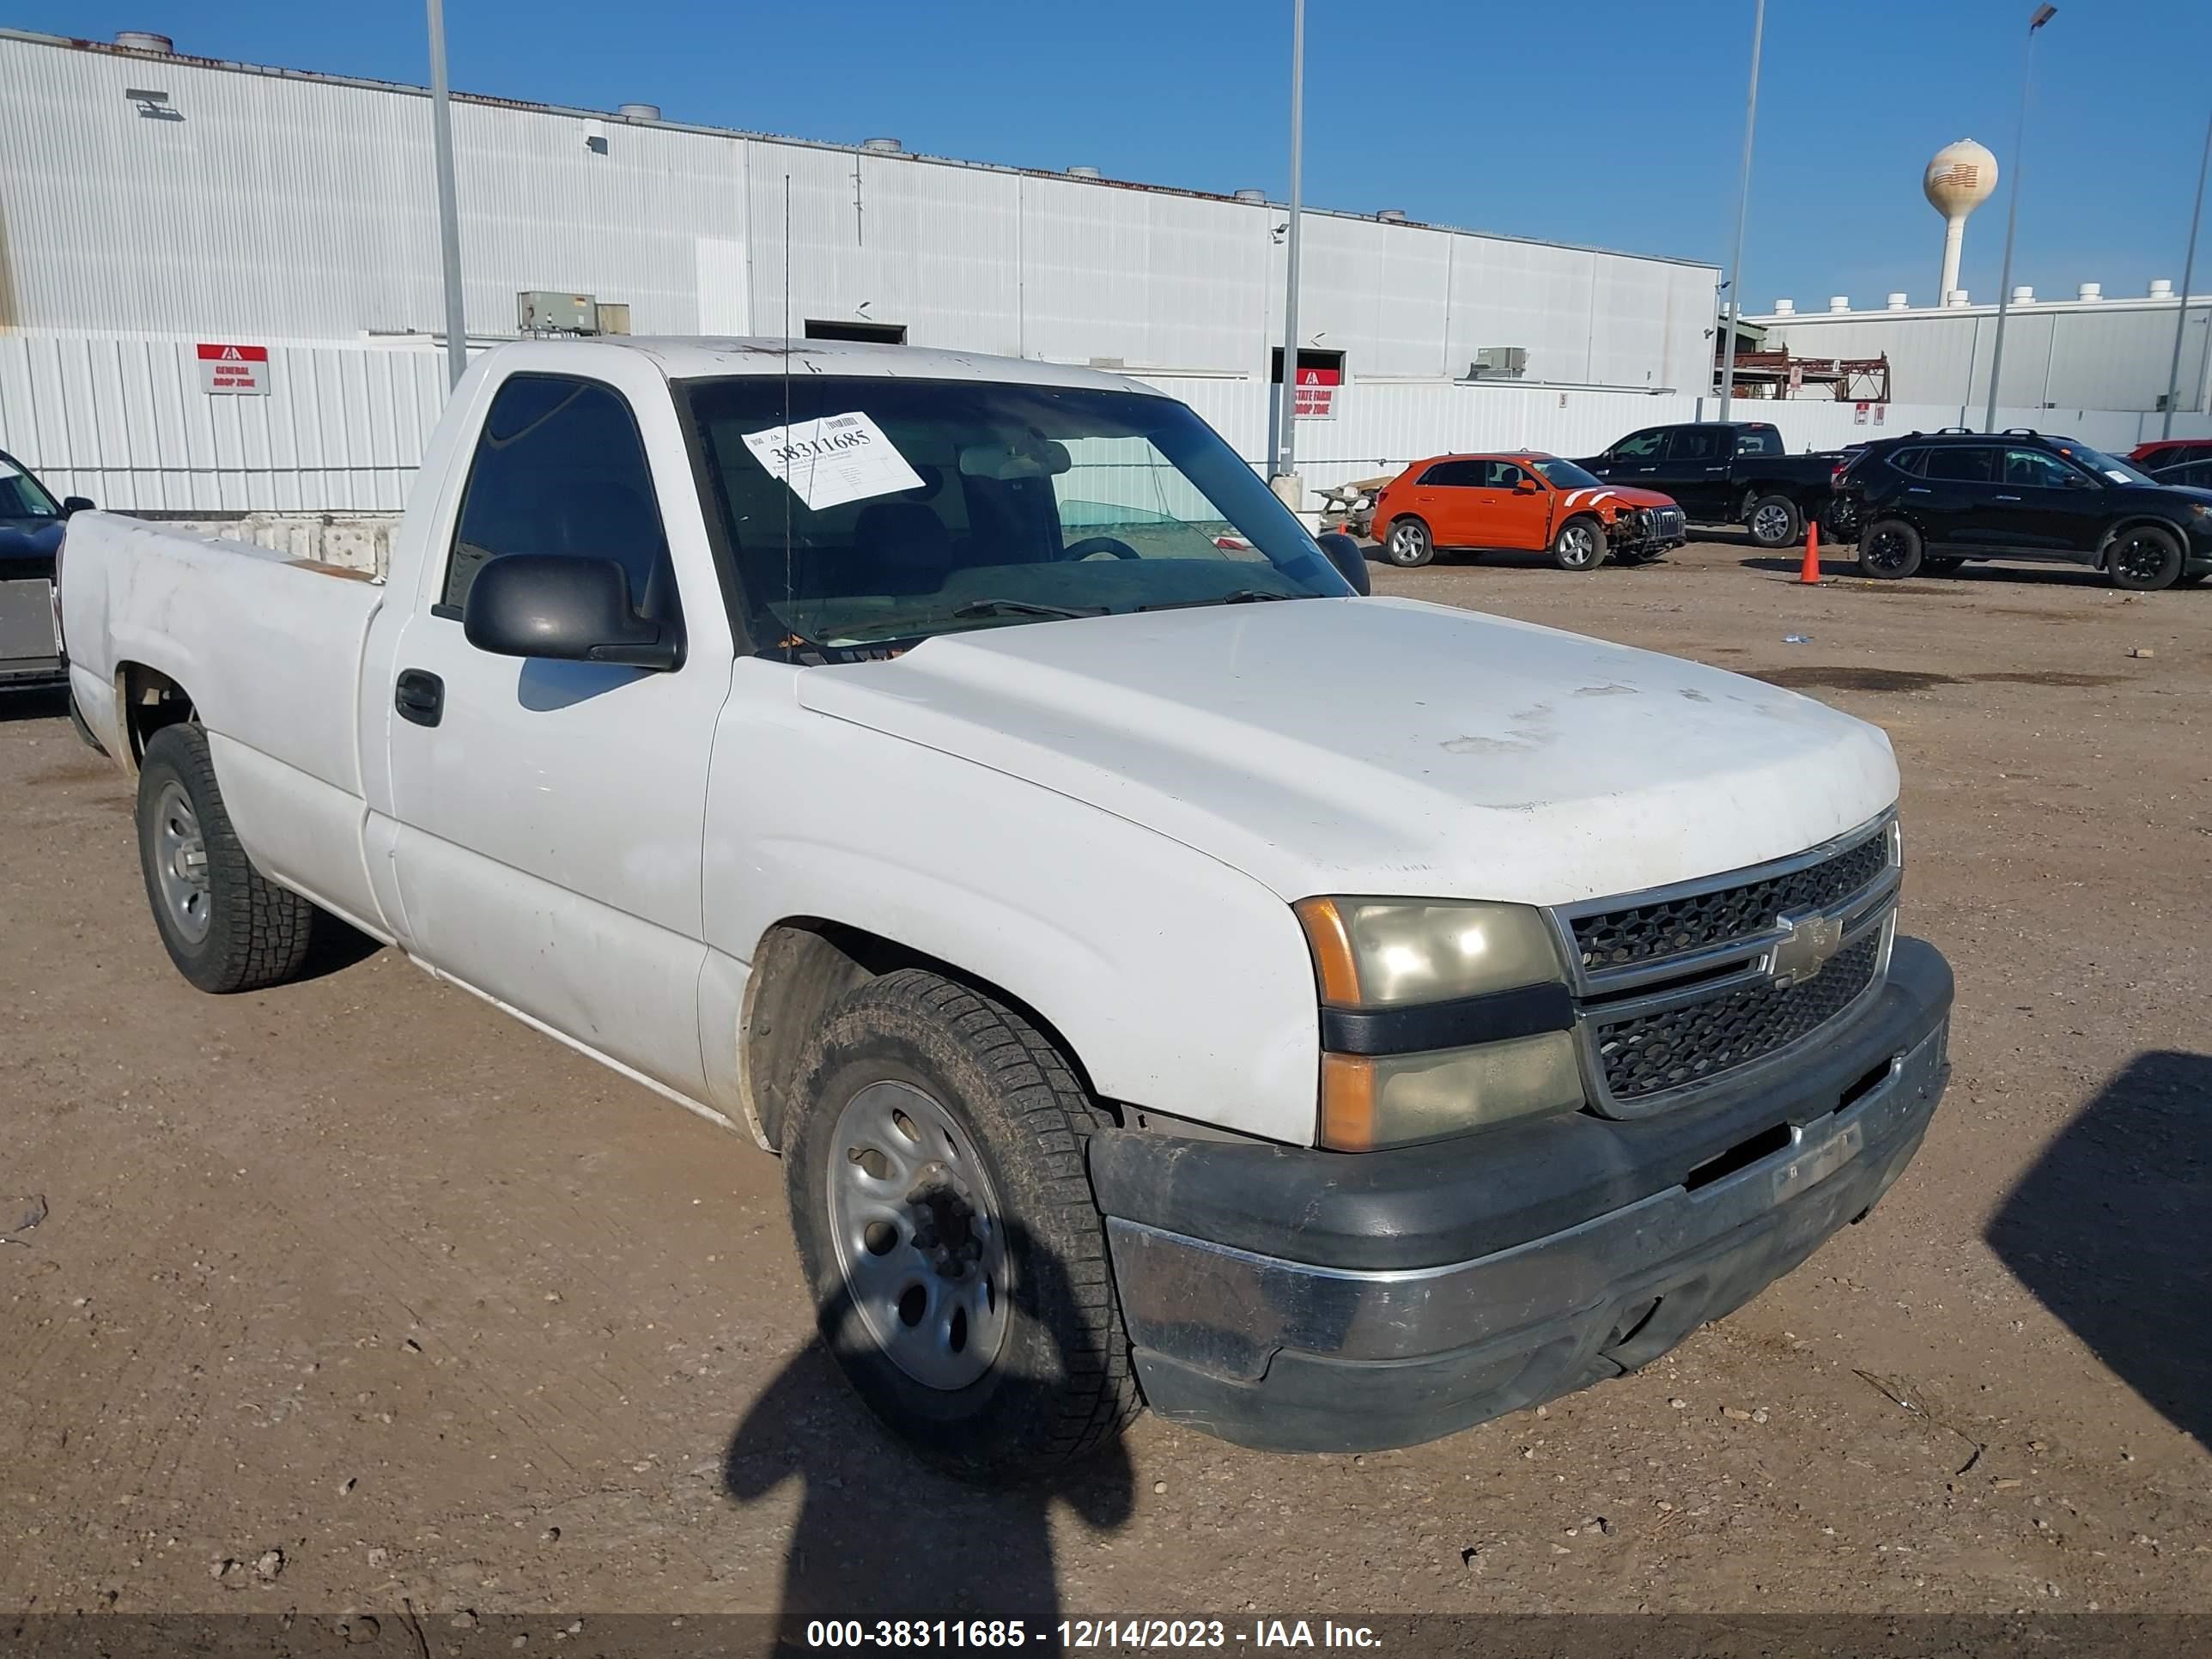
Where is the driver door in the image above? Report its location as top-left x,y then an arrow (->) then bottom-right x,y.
383,366 -> 733,1099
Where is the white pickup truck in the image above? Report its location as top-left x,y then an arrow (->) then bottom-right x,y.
58,337 -> 1952,1475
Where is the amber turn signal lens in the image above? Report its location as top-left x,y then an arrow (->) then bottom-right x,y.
1318,1054 -> 1378,1152
1293,896 -> 1362,1006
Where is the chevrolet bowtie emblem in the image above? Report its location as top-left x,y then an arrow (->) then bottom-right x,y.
1769,910 -> 1844,988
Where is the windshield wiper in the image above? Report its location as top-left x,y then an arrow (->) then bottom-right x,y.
1135,589 -> 1309,612
948,598 -> 1109,621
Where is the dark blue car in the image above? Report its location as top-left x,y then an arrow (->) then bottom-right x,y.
1,449 -> 92,690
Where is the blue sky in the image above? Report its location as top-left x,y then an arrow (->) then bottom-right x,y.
15,0 -> 2211,310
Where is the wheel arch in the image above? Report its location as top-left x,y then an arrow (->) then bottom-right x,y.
112,660 -> 198,779
738,916 -> 1109,1153
2096,515 -> 2187,567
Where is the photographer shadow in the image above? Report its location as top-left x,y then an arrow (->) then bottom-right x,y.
722,1234 -> 1134,1644
1986,1049 -> 2212,1449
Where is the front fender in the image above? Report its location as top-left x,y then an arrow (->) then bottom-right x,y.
703,667 -> 1323,1145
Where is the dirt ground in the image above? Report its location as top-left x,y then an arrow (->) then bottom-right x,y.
3,537 -> 2208,1628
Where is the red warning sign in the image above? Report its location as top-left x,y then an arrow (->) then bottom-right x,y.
197,343 -> 270,396
1294,364 -> 1340,420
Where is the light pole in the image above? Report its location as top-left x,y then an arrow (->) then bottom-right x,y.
2160,106 -> 2211,439
1715,0 -> 1765,426
1984,3 -> 2057,432
427,0 -> 469,389
1272,0 -> 1307,488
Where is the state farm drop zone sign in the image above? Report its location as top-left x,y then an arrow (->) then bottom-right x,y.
197,343 -> 270,395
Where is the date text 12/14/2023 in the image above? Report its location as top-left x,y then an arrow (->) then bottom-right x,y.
804,1620 -> 1382,1649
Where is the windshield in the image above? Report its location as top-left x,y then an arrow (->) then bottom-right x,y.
1528,456 -> 1602,491
2057,442 -> 2153,486
0,456 -> 59,520
684,375 -> 1348,654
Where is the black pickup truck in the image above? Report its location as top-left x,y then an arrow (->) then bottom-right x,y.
1572,421 -> 1849,549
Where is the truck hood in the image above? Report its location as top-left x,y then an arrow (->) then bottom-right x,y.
795,596 -> 1898,906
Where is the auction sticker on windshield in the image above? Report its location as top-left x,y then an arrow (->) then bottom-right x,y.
742,411 -> 925,511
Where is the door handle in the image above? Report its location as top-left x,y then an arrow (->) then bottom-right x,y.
395,668 -> 445,728
1704,465 -> 1729,473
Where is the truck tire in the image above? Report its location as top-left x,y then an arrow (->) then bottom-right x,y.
135,724 -> 319,994
1857,520 -> 1923,580
2107,524 -> 2185,592
781,968 -> 1140,1479
1747,493 -> 1803,549
1552,515 -> 1607,571
1382,517 -> 1435,568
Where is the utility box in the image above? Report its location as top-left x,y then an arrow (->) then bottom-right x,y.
594,301 -> 631,336
1469,346 -> 1528,379
517,290 -> 598,334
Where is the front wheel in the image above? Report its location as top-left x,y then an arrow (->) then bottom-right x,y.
1552,515 -> 1607,572
1747,494 -> 1804,549
1858,519 -> 1923,580
781,969 -> 1139,1479
1382,517 -> 1434,568
2108,525 -> 2185,592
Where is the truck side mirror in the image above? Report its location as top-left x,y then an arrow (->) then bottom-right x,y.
1315,531 -> 1370,596
61,496 -> 95,517
462,555 -> 684,672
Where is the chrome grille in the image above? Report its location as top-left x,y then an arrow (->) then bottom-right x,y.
1556,814 -> 1901,1116
1594,929 -> 1885,1103
1572,825 -> 1888,975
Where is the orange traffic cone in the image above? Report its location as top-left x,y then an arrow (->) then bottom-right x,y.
1798,519 -> 1821,585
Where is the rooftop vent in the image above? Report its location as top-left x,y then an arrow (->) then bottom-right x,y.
1066,165 -> 1103,179
1947,289 -> 1972,307
2150,278 -> 2175,299
1772,298 -> 1796,315
617,102 -> 661,121
2011,285 -> 2035,303
1376,208 -> 1408,223
1234,188 -> 1267,204
1828,295 -> 1850,313
115,30 -> 173,52
861,137 -> 902,154
1887,292 -> 1910,310
2077,282 -> 2102,301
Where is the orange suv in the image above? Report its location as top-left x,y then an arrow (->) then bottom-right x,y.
1372,452 -> 1688,571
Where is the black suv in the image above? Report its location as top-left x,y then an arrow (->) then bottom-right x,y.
1837,430 -> 2212,591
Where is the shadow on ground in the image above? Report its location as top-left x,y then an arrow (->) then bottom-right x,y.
1735,553 -> 2136,589
1987,1049 -> 2212,1450
0,687 -> 70,725
722,1246 -> 1133,1638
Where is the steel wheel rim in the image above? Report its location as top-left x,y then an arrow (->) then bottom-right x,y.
1752,503 -> 1791,543
152,781 -> 212,943
1389,525 -> 1424,562
826,1079 -> 1010,1391
2116,534 -> 2170,583
1559,527 -> 1595,567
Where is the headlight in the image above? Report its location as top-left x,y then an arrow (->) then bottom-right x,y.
2188,502 -> 2212,524
1295,897 -> 1583,1150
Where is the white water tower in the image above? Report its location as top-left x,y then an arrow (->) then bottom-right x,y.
1924,140 -> 1998,306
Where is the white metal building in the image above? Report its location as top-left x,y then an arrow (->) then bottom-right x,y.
0,27 -> 1717,390
1749,286 -> 2212,414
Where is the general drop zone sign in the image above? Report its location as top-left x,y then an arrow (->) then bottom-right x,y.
197,343 -> 270,395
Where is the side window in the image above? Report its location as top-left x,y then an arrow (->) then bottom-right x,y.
1921,447 -> 1996,483
2179,461 -> 2212,489
441,376 -> 672,617
1419,460 -> 1483,487
1478,461 -> 1528,489
2003,448 -> 2081,489
1609,429 -> 1666,460
1668,427 -> 1728,463
1887,448 -> 1928,477
1735,428 -> 1780,456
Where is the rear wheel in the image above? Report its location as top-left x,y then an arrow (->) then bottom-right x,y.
2107,525 -> 2185,592
1382,518 -> 1434,568
1552,515 -> 1607,572
135,724 -> 320,994
1747,494 -> 1804,549
781,969 -> 1139,1478
1858,519 -> 1923,580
